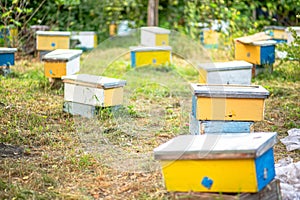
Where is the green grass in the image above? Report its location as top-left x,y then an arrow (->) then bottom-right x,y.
0,48 -> 299,199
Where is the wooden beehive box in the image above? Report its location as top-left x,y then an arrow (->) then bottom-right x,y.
62,74 -> 126,107
286,26 -> 300,45
0,47 -> 17,66
42,49 -> 82,78
264,26 -> 287,43
63,101 -> 99,118
198,61 -> 253,85
36,31 -> 71,51
191,84 -> 269,121
235,40 -> 276,65
154,132 -> 277,193
200,29 -> 220,48
141,26 -> 170,46
189,113 -> 253,135
130,46 -> 172,67
71,31 -> 97,50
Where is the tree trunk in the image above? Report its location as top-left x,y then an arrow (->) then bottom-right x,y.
147,0 -> 159,26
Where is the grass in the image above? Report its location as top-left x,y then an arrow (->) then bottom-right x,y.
0,45 -> 299,199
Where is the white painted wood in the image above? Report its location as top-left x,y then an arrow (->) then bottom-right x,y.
154,132 -> 277,160
42,49 -> 83,61
64,83 -> 105,106
130,46 -> 172,52
71,31 -> 96,49
286,26 -> 300,44
141,26 -> 170,46
36,31 -> 71,36
191,83 -> 269,98
66,56 -> 80,75
62,74 -> 126,88
0,47 -> 17,53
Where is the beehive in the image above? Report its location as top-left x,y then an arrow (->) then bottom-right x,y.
71,31 -> 97,50
189,113 -> 253,135
42,49 -> 82,78
200,29 -> 220,48
235,40 -> 276,65
191,84 -> 269,121
62,74 -> 126,108
0,47 -> 17,66
154,132 -> 277,193
286,26 -> 300,45
63,101 -> 99,118
198,61 -> 253,85
36,31 -> 71,51
141,27 -> 170,46
130,46 -> 172,67
264,26 -> 287,43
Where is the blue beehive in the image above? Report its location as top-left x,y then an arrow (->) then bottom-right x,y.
0,47 -> 17,66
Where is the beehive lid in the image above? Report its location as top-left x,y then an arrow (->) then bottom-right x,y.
36,31 -> 71,36
71,31 -> 96,36
264,26 -> 286,30
0,47 -> 17,53
285,26 -> 300,32
198,61 -> 253,72
62,74 -> 126,89
42,49 -> 83,62
154,132 -> 277,160
130,46 -> 172,52
191,83 -> 269,98
252,40 -> 277,46
141,26 -> 170,34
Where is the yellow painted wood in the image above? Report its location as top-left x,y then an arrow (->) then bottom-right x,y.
94,34 -> 98,48
235,42 -> 261,65
273,29 -> 287,40
37,35 -> 70,51
161,159 -> 257,192
104,87 -> 124,107
155,34 -> 169,46
196,97 -> 265,121
135,51 -> 171,67
198,68 -> 207,83
44,62 -> 66,78
204,30 -> 219,45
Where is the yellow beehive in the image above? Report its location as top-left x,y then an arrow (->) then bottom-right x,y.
200,29 -> 220,48
264,26 -> 287,41
36,31 -> 71,51
191,84 -> 269,121
42,49 -> 82,78
130,46 -> 172,67
154,132 -> 277,193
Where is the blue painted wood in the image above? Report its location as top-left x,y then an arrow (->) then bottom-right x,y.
260,45 -> 275,65
0,53 -> 15,66
191,95 -> 197,118
131,51 -> 136,68
189,113 -> 253,135
255,148 -> 275,191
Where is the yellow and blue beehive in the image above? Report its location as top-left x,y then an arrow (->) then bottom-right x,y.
42,49 -> 82,78
264,26 -> 287,43
235,40 -> 276,65
200,28 -> 220,48
62,74 -> 126,109
36,31 -> 71,51
71,31 -> 97,50
198,61 -> 253,85
130,46 -> 172,68
191,84 -> 269,121
154,132 -> 277,193
141,26 -> 170,46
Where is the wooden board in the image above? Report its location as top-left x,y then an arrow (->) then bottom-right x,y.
141,26 -> 170,46
36,31 -> 71,51
198,61 -> 253,85
172,178 -> 282,200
